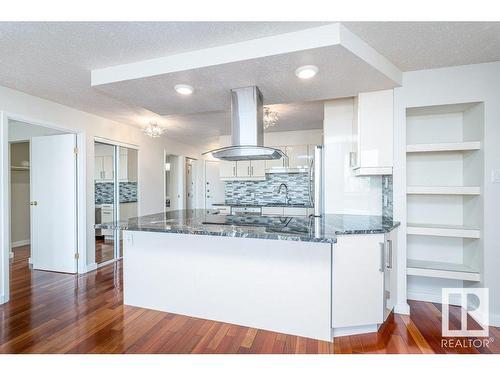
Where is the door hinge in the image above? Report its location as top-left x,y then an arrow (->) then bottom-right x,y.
74,147 -> 79,155
75,252 -> 79,260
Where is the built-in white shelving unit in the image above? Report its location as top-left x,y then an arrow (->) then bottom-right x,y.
406,141 -> 481,153
407,223 -> 480,239
405,102 -> 484,298
407,260 -> 480,282
407,186 -> 480,195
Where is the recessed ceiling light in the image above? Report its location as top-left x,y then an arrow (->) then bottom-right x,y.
295,65 -> 318,79
174,84 -> 194,95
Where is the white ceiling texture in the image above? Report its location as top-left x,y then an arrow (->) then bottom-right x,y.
1,21 -> 499,147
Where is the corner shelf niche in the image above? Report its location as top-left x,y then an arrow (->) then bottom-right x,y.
405,102 -> 484,298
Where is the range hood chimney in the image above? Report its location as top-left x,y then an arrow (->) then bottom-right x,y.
203,86 -> 284,161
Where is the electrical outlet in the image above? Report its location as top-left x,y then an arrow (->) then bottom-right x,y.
492,169 -> 500,183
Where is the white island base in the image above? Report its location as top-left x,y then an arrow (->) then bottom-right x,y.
123,230 -> 333,342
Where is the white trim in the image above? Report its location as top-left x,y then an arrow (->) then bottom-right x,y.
490,313 -> 500,328
333,324 -> 379,338
9,252 -> 13,259
0,294 -> 5,304
94,136 -> 138,150
96,258 -> 118,269
11,239 -> 30,248
85,262 -> 98,272
394,302 -> 411,315
28,257 -> 32,265
1,112 -> 87,305
408,290 -> 462,305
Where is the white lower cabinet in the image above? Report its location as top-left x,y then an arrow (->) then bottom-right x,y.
332,234 -> 384,329
332,230 -> 398,333
383,228 -> 398,320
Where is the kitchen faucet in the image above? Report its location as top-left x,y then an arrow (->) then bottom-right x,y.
276,183 -> 291,205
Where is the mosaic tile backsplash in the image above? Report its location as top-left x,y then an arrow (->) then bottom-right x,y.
95,182 -> 138,204
382,175 -> 393,220
224,173 -> 312,206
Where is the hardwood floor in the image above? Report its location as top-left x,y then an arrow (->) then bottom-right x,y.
95,237 -> 114,264
1,246 -> 499,354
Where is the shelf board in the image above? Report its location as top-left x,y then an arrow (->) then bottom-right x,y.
407,259 -> 480,282
406,141 -> 481,153
407,186 -> 480,195
10,166 -> 29,171
407,223 -> 480,238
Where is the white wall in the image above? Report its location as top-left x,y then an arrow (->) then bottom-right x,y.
218,129 -> 323,148
0,84 -> 202,286
393,62 -> 500,326
323,98 -> 382,215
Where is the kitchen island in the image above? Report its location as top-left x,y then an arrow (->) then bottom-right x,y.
99,210 -> 399,341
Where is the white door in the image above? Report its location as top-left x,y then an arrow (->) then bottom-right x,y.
205,161 -> 225,209
186,160 -> 195,209
31,134 -> 77,273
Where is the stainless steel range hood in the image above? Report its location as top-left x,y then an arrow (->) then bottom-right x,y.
203,86 -> 285,161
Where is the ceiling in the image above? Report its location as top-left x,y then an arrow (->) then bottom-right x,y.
1,22 -> 499,147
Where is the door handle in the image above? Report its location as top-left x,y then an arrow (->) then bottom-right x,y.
386,240 -> 393,269
30,201 -> 38,206
379,242 -> 385,272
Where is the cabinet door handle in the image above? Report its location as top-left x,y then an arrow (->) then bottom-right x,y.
247,166 -> 250,175
233,166 -> 236,176
379,242 -> 385,272
386,240 -> 393,269
251,166 -> 254,175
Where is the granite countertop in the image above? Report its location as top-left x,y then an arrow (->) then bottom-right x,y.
96,209 -> 400,244
212,203 -> 314,208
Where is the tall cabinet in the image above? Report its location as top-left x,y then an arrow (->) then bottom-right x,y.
405,103 -> 484,302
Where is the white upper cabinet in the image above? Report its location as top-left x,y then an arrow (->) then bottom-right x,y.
265,146 -> 287,170
250,160 -> 266,178
220,160 -> 266,180
220,161 -> 236,179
286,144 -> 309,169
352,89 -> 394,176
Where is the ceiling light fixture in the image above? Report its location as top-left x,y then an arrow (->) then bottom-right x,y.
295,65 -> 319,79
174,84 -> 194,95
143,121 -> 166,138
263,107 -> 279,130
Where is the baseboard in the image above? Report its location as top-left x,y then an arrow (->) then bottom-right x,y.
489,312 -> 500,328
11,240 -> 30,248
333,324 -> 378,338
28,257 -> 33,265
394,302 -> 410,315
408,290 -> 461,306
84,263 -> 97,273
9,252 -> 14,259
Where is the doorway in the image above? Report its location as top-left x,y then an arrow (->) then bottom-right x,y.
204,161 -> 225,209
8,120 -> 78,275
185,157 -> 196,210
94,140 -> 138,265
